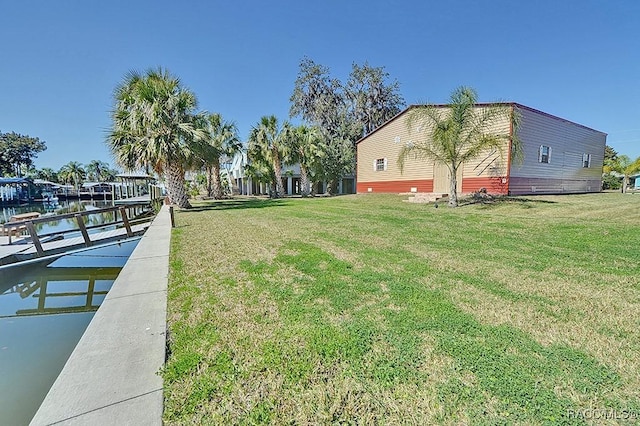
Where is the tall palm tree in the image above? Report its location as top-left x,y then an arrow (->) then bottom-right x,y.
58,161 -> 86,189
86,160 -> 110,182
194,113 -> 241,199
247,116 -> 288,198
398,86 -> 521,207
283,124 -> 324,197
103,167 -> 119,182
106,68 -> 203,208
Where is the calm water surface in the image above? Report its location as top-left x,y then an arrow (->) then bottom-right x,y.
1,200 -> 116,237
0,239 -> 139,426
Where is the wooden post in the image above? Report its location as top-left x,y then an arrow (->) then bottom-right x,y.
26,221 -> 45,256
86,277 -> 95,308
75,214 -> 92,247
120,207 -> 133,237
169,206 -> 175,228
38,280 -> 47,310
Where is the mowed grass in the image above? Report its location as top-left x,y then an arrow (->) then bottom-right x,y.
163,193 -> 640,424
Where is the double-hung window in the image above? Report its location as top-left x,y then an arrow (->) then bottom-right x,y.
539,145 -> 551,163
374,158 -> 387,171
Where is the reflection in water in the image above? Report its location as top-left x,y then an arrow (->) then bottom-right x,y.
0,240 -> 139,425
0,200 -> 112,224
1,265 -> 121,318
1,200 -> 151,239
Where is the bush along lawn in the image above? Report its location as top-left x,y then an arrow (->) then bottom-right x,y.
163,193 -> 640,424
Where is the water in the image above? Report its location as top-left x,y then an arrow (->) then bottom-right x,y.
1,200 -> 116,236
1,200 -> 150,239
0,239 -> 139,426
0,200 -> 112,222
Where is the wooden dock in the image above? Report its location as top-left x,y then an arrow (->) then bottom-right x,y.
0,203 -> 154,266
16,223 -> 148,257
114,195 -> 153,205
0,238 -> 30,261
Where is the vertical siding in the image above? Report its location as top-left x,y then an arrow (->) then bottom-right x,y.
509,106 -> 606,194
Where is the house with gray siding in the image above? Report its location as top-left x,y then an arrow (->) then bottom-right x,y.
508,106 -> 605,194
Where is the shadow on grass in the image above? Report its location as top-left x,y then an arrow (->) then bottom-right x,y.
182,198 -> 291,213
459,195 -> 558,208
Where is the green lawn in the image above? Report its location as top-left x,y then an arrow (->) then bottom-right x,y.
163,193 -> 640,424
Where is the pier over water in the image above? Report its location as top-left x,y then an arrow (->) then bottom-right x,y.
1,202 -> 154,266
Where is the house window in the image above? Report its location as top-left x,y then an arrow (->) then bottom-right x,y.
538,145 -> 552,163
582,153 -> 592,168
373,158 -> 387,171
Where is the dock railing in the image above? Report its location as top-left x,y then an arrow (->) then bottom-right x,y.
1,203 -> 153,251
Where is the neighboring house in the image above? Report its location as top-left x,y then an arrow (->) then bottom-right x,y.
0,177 -> 36,204
356,103 -> 606,195
115,172 -> 157,199
81,182 -> 112,194
228,150 -> 356,196
228,151 -> 256,195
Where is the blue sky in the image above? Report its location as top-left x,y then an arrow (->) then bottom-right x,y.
1,1 -> 639,170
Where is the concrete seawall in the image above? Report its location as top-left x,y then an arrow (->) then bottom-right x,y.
30,205 -> 171,425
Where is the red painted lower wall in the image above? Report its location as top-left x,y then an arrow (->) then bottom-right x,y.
462,177 -> 509,194
357,179 -> 433,193
357,177 -> 509,194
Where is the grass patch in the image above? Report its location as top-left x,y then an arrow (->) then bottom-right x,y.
164,193 -> 640,424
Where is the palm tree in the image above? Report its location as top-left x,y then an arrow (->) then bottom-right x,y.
243,157 -> 275,194
398,86 -> 521,207
86,160 -> 110,182
604,154 -> 640,193
104,167 -> 119,182
194,113 -> 241,199
58,161 -> 86,190
247,116 -> 288,198
106,68 -> 203,208
283,124 -> 324,197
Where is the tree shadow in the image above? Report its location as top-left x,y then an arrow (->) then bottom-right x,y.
181,198 -> 291,213
459,195 -> 558,208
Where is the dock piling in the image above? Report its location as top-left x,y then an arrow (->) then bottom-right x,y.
75,214 -> 93,247
120,207 -> 134,237
25,221 -> 45,256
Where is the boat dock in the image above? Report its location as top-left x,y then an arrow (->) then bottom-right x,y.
114,195 -> 155,205
0,203 -> 154,266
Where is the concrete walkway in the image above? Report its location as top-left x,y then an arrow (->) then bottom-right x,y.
30,205 -> 171,425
